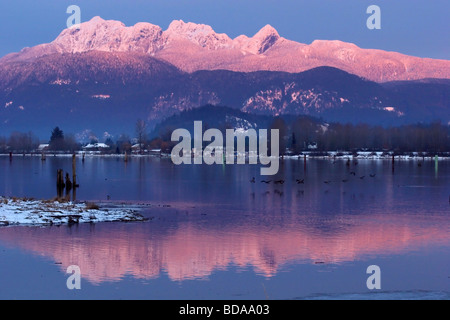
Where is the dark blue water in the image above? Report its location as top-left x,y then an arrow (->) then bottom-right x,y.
0,155 -> 449,299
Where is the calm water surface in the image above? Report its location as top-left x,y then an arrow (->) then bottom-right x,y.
0,155 -> 449,299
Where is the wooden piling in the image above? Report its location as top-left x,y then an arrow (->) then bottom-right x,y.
57,169 -> 61,188
57,169 -> 65,198
72,185 -> 77,202
65,173 -> 72,191
392,155 -> 395,173
60,169 -> 65,189
435,155 -> 438,172
72,154 -> 77,188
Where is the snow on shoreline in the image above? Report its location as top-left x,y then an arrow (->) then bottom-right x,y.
0,151 -> 449,160
0,197 -> 147,226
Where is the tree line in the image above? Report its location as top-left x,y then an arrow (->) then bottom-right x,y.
0,118 -> 449,154
274,117 -> 449,154
0,121 -> 175,154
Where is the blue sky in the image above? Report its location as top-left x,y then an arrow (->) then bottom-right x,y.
0,0 -> 448,59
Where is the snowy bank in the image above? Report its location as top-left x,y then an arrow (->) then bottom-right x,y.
0,197 -> 146,226
284,151 -> 450,160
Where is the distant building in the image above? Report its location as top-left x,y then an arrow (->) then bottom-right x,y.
37,144 -> 49,151
82,143 -> 110,152
131,143 -> 145,154
149,149 -> 162,155
307,142 -> 318,150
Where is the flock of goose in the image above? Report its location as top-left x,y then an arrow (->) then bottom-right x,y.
249,170 -> 378,198
250,173 -> 376,185
250,159 -> 380,186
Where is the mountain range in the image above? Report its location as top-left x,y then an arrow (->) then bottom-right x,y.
0,16 -> 449,138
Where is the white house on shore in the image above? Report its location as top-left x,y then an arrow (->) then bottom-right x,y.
37,144 -> 49,151
82,143 -> 110,152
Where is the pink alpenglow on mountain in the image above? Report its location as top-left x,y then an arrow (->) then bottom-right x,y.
2,16 -> 449,82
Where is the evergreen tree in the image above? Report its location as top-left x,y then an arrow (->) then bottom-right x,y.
49,127 -> 65,151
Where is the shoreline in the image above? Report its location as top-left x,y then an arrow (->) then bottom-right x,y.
1,151 -> 449,160
0,197 -> 147,227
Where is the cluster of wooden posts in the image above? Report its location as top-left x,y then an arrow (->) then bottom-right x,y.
56,154 -> 79,199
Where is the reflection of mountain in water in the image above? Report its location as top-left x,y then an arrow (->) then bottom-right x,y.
0,212 -> 447,284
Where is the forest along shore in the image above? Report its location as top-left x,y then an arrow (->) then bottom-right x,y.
1,151 -> 449,159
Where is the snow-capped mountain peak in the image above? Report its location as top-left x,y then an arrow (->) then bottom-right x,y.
234,24 -> 281,54
52,16 -> 164,54
165,20 -> 233,50
1,16 -> 449,82
53,18 -> 283,55
254,24 -> 280,41
166,20 -> 214,36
